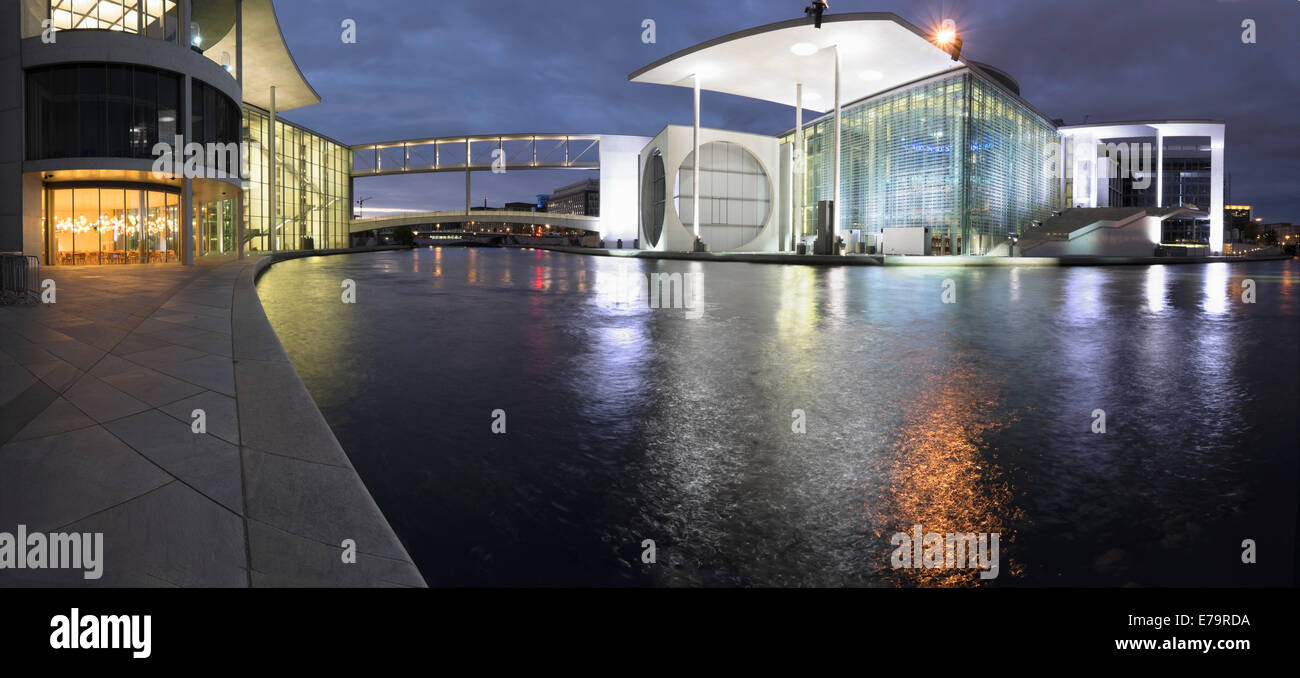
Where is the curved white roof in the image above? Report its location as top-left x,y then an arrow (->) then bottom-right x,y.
629,12 -> 964,113
237,0 -> 320,111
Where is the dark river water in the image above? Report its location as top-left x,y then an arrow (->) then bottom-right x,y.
258,249 -> 1299,587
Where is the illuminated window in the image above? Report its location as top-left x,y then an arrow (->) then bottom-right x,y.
46,185 -> 180,265
47,0 -> 177,41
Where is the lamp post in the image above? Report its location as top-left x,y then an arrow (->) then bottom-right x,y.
804,1 -> 829,27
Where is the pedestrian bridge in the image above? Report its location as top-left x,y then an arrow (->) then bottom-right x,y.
350,210 -> 601,234
350,134 -> 609,177
347,133 -> 651,246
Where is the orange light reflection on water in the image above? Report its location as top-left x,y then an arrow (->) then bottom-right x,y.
871,371 -> 1024,587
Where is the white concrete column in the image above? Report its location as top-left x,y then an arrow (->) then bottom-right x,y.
268,85 -> 277,250
1155,130 -> 1164,208
1210,137 -> 1225,253
794,82 -> 803,252
832,45 -> 842,247
693,74 -> 701,240
465,138 -> 472,228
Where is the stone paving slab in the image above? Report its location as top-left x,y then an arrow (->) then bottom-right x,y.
0,258 -> 425,588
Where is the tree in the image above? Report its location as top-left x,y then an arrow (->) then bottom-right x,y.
392,225 -> 415,246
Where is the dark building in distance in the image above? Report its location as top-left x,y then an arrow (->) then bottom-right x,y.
547,179 -> 599,216
1225,205 -> 1253,242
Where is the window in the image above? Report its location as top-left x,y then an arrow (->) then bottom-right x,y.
25,63 -> 181,161
45,185 -> 180,265
46,1 -> 178,42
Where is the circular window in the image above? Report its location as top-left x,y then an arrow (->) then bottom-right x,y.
640,150 -> 666,248
674,141 -> 771,251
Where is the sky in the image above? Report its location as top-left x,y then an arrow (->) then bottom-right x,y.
271,0 -> 1300,222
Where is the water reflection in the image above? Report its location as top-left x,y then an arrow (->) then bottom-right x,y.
1145,265 -> 1167,314
1203,263 -> 1228,314
257,251 -> 1299,587
869,367 -> 1023,586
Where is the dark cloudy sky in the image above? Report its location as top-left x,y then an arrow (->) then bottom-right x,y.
271,0 -> 1299,222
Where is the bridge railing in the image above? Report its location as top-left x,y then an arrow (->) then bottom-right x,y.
350,211 -> 600,234
352,210 -> 599,223
350,134 -> 601,177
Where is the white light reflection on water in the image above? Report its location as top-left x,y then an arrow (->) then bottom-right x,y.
1145,265 -> 1167,314
1203,262 -> 1229,314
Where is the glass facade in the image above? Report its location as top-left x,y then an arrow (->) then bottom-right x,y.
43,0 -> 180,42
786,70 -> 1060,255
194,197 -> 235,256
1160,137 -> 1212,211
26,63 -> 182,160
242,105 -> 351,253
964,74 -> 1061,255
44,185 -> 180,265
191,78 -> 241,148
1161,218 -> 1210,247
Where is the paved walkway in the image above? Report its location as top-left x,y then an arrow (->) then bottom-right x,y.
0,257 -> 424,587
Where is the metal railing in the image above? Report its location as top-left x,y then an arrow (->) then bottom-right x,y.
0,253 -> 40,305
350,134 -> 602,177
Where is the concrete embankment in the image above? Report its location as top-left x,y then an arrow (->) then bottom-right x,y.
509,244 -> 1293,267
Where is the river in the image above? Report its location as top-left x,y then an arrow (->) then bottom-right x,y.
258,248 -> 1299,586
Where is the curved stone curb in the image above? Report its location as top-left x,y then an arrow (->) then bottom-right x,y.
512,245 -> 1293,268
235,250 -> 425,587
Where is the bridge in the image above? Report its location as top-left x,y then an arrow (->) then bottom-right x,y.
350,210 -> 601,235
350,134 -> 603,177
347,133 -> 651,246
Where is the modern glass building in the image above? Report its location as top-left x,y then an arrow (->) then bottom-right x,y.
2,0 -> 350,266
242,105 -> 350,253
630,12 -> 1226,255
786,69 -> 1059,255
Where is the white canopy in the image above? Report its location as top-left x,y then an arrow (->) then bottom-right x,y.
629,12 -> 963,113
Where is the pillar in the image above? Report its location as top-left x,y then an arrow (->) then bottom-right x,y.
832,45 -> 842,248
693,74 -> 701,240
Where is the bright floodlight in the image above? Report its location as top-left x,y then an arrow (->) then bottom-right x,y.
935,27 -> 956,45
790,42 -> 818,56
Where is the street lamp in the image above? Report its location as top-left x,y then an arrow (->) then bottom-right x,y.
805,1 -> 829,28
934,21 -> 962,61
